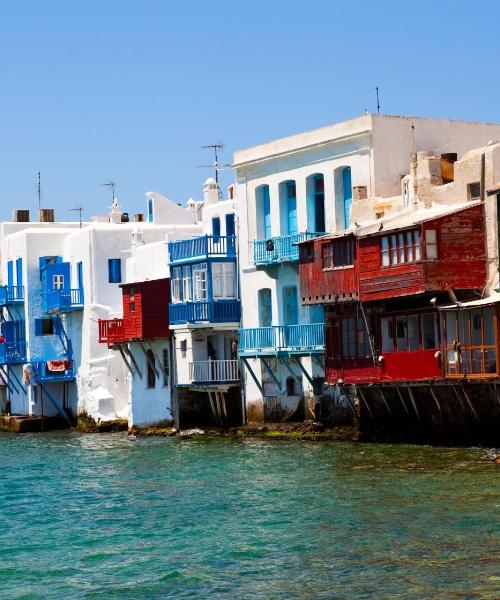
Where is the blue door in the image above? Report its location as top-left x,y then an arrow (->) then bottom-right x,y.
7,261 -> 13,290
258,288 -> 272,327
263,186 -> 271,238
282,285 -> 298,325
287,182 -> 297,235
212,217 -> 220,241
225,213 -> 235,237
343,168 -> 352,230
45,262 -> 70,291
15,258 -> 23,290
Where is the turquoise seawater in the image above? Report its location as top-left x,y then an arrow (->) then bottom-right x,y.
0,433 -> 498,599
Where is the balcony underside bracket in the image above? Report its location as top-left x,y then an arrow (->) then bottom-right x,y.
241,358 -> 264,396
9,366 -> 27,395
291,356 -> 314,387
149,343 -> 169,383
261,357 -> 283,394
312,354 -> 325,373
139,342 -> 160,379
278,357 -> 301,382
117,344 -> 142,379
0,366 -> 15,395
39,382 -> 72,425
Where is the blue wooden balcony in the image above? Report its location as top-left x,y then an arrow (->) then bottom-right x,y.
0,341 -> 26,365
33,360 -> 76,382
0,286 -> 24,306
238,323 -> 325,356
45,288 -> 83,313
253,232 -> 324,265
169,299 -> 241,325
168,235 -> 236,265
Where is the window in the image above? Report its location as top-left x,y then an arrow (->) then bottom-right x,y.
212,262 -> 236,298
146,349 -> 156,389
180,339 -> 187,358
380,229 -> 421,266
468,182 -> 481,201
35,318 -> 54,336
171,268 -> 182,303
182,266 -> 192,302
286,376 -> 296,396
340,317 -> 371,359
258,288 -> 272,327
108,259 -> 122,283
162,348 -> 169,387
322,238 -> 354,269
148,199 -> 153,223
425,229 -> 438,260
380,312 -> 439,354
212,217 -> 221,241
443,307 -> 497,376
300,242 -> 314,262
129,287 -> 136,312
193,263 -> 207,301
53,274 -> 64,290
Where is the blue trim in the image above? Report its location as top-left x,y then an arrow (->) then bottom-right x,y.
108,258 -> 122,283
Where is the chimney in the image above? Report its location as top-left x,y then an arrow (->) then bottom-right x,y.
203,178 -> 219,205
133,213 -> 144,222
39,208 -> 55,223
13,209 -> 30,223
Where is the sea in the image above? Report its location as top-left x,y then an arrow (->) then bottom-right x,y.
0,432 -> 498,599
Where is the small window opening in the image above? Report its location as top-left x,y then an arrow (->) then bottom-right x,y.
468,182 -> 481,201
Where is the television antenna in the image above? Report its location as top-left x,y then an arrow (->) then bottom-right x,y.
198,143 -> 231,198
375,86 -> 380,114
99,181 -> 116,202
69,205 -> 84,228
37,171 -> 42,215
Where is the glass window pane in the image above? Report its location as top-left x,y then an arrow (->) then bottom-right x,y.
471,349 -> 483,374
422,313 -> 437,349
414,230 -> 421,260
398,233 -> 405,263
445,312 -> 457,346
391,235 -> 398,264
396,316 -> 408,351
381,317 -> 394,352
407,315 -> 419,350
406,231 -> 414,262
485,349 -> 497,373
483,308 -> 494,345
471,310 -> 482,346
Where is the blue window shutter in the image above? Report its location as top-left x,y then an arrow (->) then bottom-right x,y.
343,167 -> 352,229
34,319 -> 42,336
108,259 -> 122,283
212,217 -> 220,240
148,199 -> 154,223
7,261 -> 13,288
15,258 -> 23,289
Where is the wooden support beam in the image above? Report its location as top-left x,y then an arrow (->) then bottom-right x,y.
261,357 -> 282,393
149,343 -> 169,383
139,341 -> 160,379
291,356 -> 314,387
123,345 -> 143,379
407,387 -> 422,425
279,357 -> 300,381
8,367 -> 27,396
241,358 -> 264,397
117,344 -> 136,378
357,386 -> 374,421
452,384 -> 466,412
38,383 -> 72,425
312,354 -> 325,372
461,385 -> 481,424
0,367 -> 14,395
377,385 -> 392,416
393,385 -> 411,417
428,385 -> 442,414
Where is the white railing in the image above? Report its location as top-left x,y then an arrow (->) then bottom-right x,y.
189,359 -> 240,383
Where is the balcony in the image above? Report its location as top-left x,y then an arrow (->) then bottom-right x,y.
253,232 -> 324,266
98,318 -> 127,345
239,323 -> 325,356
0,341 -> 27,365
169,299 -> 241,325
168,235 -> 236,265
188,359 -> 240,385
33,360 -> 75,382
0,286 -> 24,306
45,288 -> 83,313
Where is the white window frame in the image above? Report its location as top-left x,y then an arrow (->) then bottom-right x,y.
193,263 -> 207,301
212,262 -> 236,299
53,274 -> 64,290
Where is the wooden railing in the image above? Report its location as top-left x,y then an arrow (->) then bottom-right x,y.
98,318 -> 126,344
0,286 -> 24,305
239,323 -> 325,354
189,359 -> 240,383
46,288 -> 83,312
168,235 -> 236,263
253,232 -> 323,265
169,299 -> 240,324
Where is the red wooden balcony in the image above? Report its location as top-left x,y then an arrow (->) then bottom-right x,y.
98,318 -> 127,345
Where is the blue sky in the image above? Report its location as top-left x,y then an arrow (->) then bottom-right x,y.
0,0 -> 499,221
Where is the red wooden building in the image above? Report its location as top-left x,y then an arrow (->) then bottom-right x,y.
299,203 -> 488,385
98,278 -> 170,346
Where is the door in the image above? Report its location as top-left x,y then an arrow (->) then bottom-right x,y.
7,261 -> 13,290
77,262 -> 84,303
258,288 -> 272,327
263,186 -> 271,239
287,182 -> 297,235
343,168 -> 352,230
225,213 -> 235,237
282,286 -> 298,325
314,175 -> 325,232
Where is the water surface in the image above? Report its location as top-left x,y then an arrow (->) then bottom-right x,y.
0,432 -> 498,599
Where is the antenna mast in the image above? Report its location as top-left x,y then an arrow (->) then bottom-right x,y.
198,144 -> 231,199
37,172 -> 42,218
99,181 -> 116,203
69,206 -> 84,229
375,87 -> 380,115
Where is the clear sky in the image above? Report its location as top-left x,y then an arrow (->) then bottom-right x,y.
1,0 -> 499,222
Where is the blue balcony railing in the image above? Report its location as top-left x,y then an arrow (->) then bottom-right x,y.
33,360 -> 75,382
168,235 -> 236,264
0,341 -> 27,365
239,323 -> 325,355
0,286 -> 24,306
169,299 -> 241,324
253,232 -> 324,265
45,288 -> 83,313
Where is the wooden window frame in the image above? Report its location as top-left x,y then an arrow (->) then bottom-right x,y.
378,310 -> 440,354
380,228 -> 422,267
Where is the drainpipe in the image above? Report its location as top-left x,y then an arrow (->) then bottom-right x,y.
481,152 -> 486,202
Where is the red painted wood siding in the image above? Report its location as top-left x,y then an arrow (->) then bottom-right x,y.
121,278 -> 170,340
359,204 -> 486,302
299,238 -> 358,304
